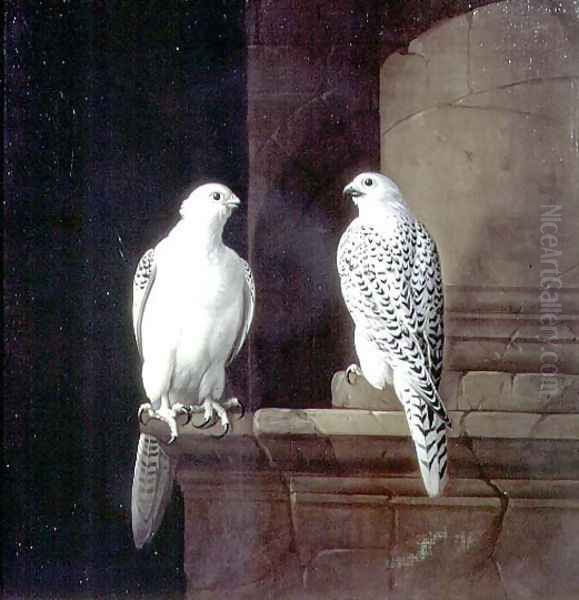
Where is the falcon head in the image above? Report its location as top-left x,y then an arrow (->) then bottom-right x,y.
343,172 -> 407,216
179,183 -> 241,222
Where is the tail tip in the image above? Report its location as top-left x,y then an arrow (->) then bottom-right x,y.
424,475 -> 448,498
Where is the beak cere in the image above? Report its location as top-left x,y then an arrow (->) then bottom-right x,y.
343,184 -> 363,200
225,195 -> 241,209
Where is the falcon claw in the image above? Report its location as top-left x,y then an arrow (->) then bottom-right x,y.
346,364 -> 362,385
238,401 -> 245,420
138,404 -> 152,426
193,415 -> 215,430
181,407 -> 193,426
211,422 -> 230,440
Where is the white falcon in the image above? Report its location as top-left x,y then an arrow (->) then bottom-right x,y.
337,172 -> 449,497
131,182 -> 255,548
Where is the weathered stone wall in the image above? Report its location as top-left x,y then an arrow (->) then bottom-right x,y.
380,1 -> 579,379
136,410 -> 579,600
246,0 -> 382,409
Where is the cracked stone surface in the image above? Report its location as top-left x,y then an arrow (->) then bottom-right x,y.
333,368 -> 579,414
253,408 -> 579,440
457,371 -> 579,412
494,502 -> 579,599
160,406 -> 579,599
331,368 -> 461,411
380,0 -> 579,376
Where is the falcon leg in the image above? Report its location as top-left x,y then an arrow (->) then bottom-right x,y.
171,402 -> 192,426
346,363 -> 363,385
221,396 -> 245,419
138,403 -> 153,425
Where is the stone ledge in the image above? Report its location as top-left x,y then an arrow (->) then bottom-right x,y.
140,406 -> 579,444
254,408 -> 579,439
155,406 -> 579,600
332,369 -> 579,413
140,407 -> 579,482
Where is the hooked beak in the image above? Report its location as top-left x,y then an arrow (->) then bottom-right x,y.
343,184 -> 363,200
225,195 -> 241,209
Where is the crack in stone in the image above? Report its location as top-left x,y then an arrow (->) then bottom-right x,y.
461,432 -> 510,572
449,103 -> 560,123
466,11 -> 474,95
240,437 -> 304,582
253,432 -> 276,469
528,412 -> 551,438
491,556 -> 511,600
495,326 -> 523,364
382,76 -> 578,136
457,408 -> 473,434
404,49 -> 429,66
283,473 -> 301,560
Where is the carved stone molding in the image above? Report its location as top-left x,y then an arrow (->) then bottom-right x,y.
138,409 -> 579,599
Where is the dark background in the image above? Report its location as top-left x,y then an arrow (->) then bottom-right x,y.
4,1 -> 246,597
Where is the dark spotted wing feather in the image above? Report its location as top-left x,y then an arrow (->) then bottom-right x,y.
132,248 -> 156,359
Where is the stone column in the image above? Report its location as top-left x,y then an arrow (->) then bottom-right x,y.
246,0 -> 381,409
379,0 -> 579,379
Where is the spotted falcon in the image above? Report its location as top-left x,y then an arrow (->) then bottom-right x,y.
338,172 -> 449,496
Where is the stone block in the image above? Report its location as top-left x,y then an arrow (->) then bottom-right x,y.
331,369 -> 460,411
382,103 -> 578,289
469,1 -> 579,92
380,51 -> 428,133
389,498 -> 503,599
380,4 -> 579,398
458,371 -> 513,410
469,437 -> 579,480
445,332 -> 579,375
494,479 -> 579,500
495,502 -> 579,600
255,407 -> 399,436
512,373 -> 579,412
172,404 -> 579,598
178,472 -> 294,593
463,412 -> 579,439
331,369 -> 400,410
304,549 -> 392,600
291,488 -> 393,563
380,14 -> 470,132
457,77 -> 578,124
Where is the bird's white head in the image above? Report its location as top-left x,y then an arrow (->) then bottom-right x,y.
179,182 -> 241,225
343,172 -> 408,220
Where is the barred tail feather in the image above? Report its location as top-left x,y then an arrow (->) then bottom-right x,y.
131,433 -> 176,549
394,378 -> 449,497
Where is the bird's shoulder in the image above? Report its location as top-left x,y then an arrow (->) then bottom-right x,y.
413,220 -> 439,256
133,248 -> 156,291
338,217 -> 413,271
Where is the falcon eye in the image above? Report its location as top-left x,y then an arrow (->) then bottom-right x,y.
363,178 -> 374,187
212,192 -> 222,201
